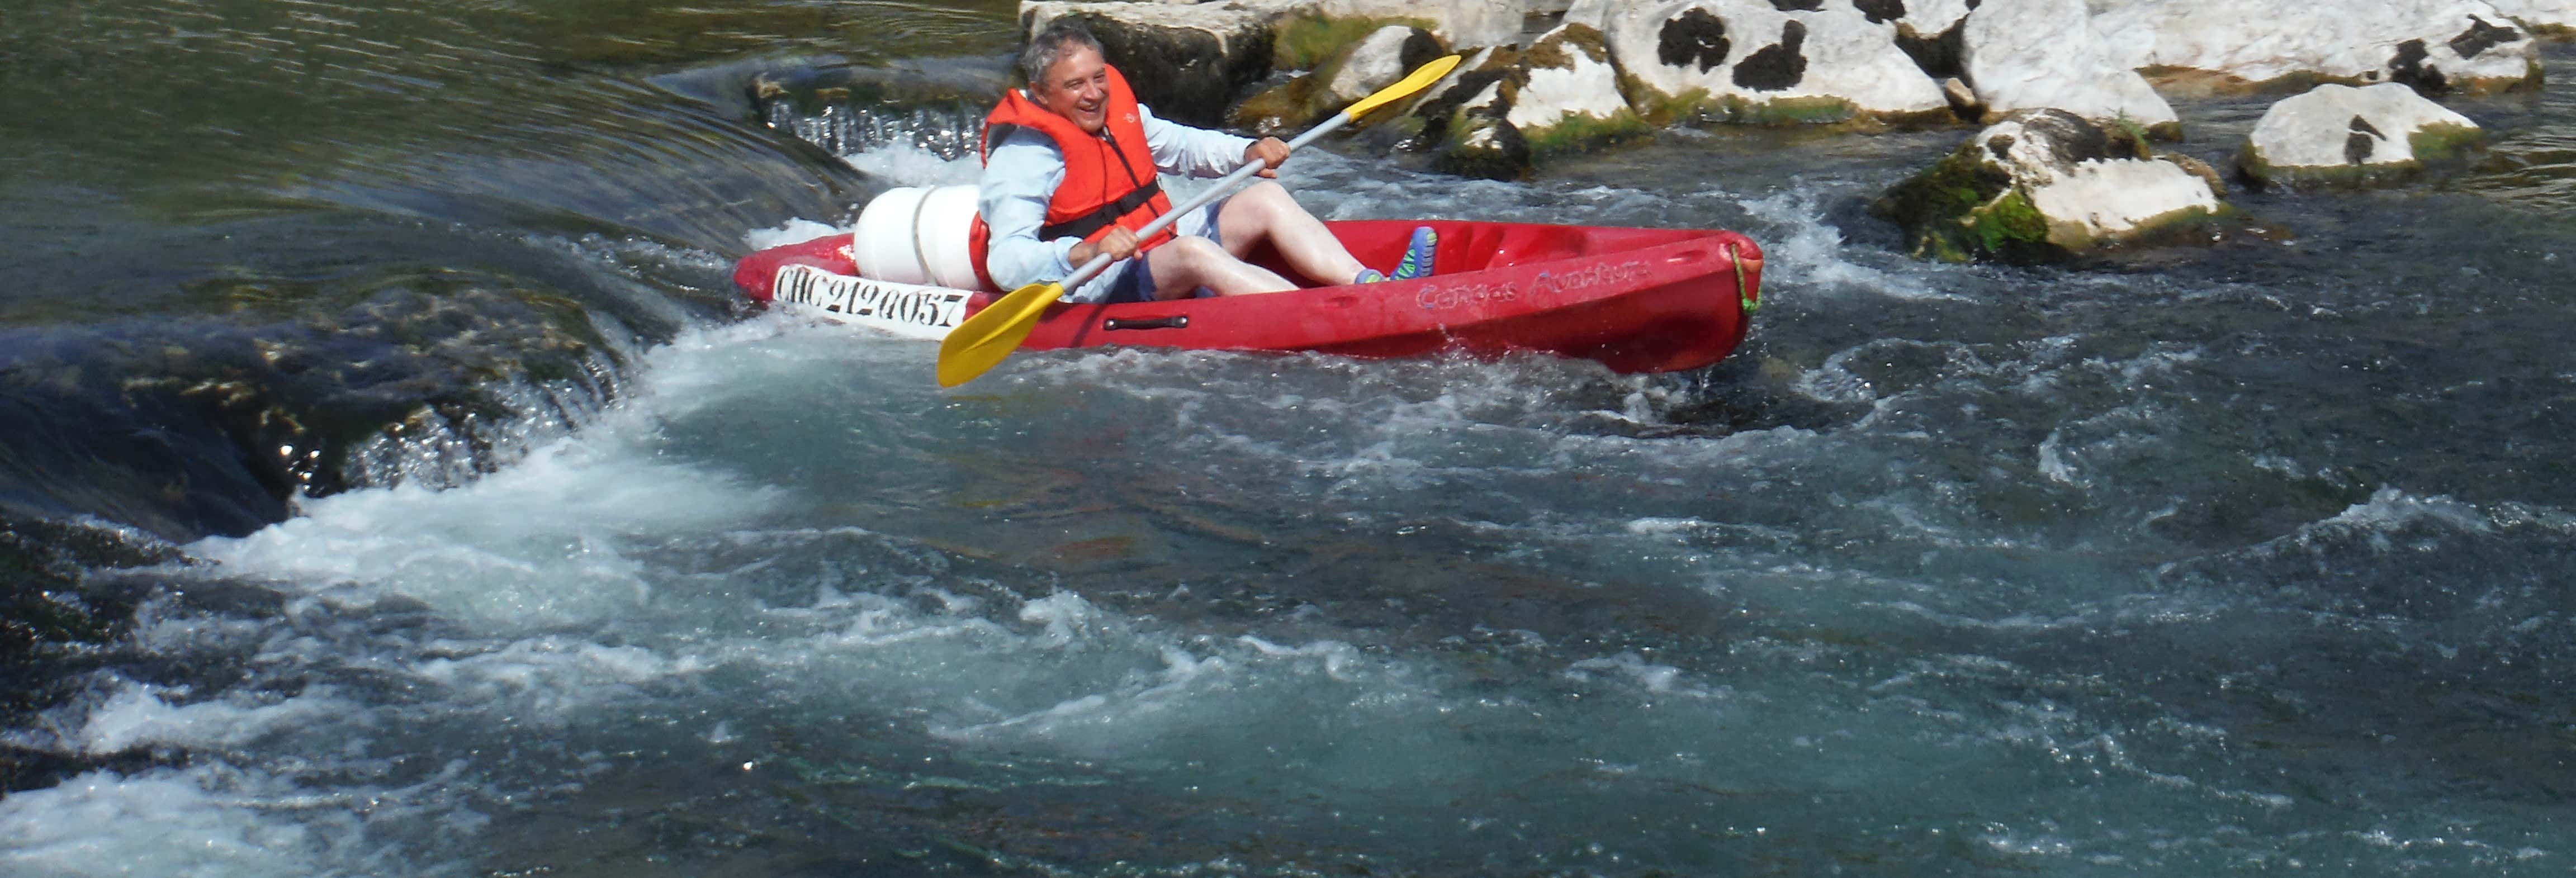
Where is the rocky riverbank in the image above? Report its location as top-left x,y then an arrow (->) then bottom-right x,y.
983,0 -> 2566,261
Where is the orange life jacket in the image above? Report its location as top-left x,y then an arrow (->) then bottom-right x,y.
977,64 -> 1176,277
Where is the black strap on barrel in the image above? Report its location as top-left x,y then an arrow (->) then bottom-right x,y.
1040,179 -> 1165,242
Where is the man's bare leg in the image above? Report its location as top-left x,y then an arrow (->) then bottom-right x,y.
1143,235 -> 1299,298
1214,181 -> 1368,284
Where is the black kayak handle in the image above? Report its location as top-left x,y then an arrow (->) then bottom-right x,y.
1104,315 -> 1188,331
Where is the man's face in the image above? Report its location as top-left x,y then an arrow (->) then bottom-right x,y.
1033,45 -> 1110,135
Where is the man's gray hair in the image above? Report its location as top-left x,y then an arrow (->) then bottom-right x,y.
1017,21 -> 1104,91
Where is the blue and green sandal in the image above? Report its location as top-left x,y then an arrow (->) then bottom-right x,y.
1392,226 -> 1437,280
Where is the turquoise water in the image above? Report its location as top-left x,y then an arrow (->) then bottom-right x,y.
4,2 -> 2576,875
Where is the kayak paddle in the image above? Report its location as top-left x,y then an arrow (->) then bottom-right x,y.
934,53 -> 1465,388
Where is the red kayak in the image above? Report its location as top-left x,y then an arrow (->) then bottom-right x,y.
732,220 -> 1762,374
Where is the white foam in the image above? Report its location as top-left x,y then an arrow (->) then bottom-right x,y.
2324,487 -> 2491,537
924,624 -> 1410,759
414,637 -> 708,728
1564,652 -> 1722,699
190,439 -> 774,628
184,323 -> 791,629
839,143 -> 981,187
744,217 -> 847,251
1739,189 -> 1961,302
0,767 -> 430,877
14,681 -> 352,757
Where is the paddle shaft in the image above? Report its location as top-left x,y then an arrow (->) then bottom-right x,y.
1051,115 -> 1356,293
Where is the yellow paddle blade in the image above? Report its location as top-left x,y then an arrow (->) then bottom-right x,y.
936,281 -> 1066,387
1342,54 -> 1463,121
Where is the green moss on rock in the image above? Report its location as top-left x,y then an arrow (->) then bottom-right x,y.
1877,126 -> 2228,264
1721,94 -> 1863,125
1969,189 -> 2051,253
1231,74 -> 1325,136
1875,144 -> 2016,262
1506,24 -> 1649,158
2409,122 -> 2488,162
1518,108 -> 1654,158
2238,121 -> 2487,189
1521,22 -> 1604,70
1434,87 -> 1533,181
1614,75 -> 1863,127
1616,74 -> 1715,127
2159,150 -> 2229,199
1273,12 -> 1434,70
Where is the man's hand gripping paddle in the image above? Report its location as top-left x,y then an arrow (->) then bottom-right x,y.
934,53 -> 1464,388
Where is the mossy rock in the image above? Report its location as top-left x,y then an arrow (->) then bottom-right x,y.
2159,151 -> 2228,199
2238,121 -> 2487,189
1616,74 -> 1717,127
1876,111 -> 2228,263
1616,78 -> 1919,130
1437,111 -> 1533,181
1236,24 -> 1442,136
1874,146 -> 2047,263
2411,121 -> 2489,160
1518,108 -> 1654,159
1395,47 -> 1519,151
1508,23 -> 1652,159
1722,94 -> 1865,125
1431,77 -> 1533,181
1231,74 -> 1326,136
2509,16 -> 2576,40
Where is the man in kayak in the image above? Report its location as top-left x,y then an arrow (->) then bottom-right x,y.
979,22 -> 1434,303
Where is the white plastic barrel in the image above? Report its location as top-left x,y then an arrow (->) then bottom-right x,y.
852,184 -> 986,290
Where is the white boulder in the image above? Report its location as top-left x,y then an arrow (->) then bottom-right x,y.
1602,0 -> 1951,124
1876,109 -> 2225,262
2094,0 -> 2540,94
1313,0 -> 1526,48
1878,0 -> 1973,35
1562,0 -> 1613,29
1322,25 -> 1443,103
2238,82 -> 2487,186
2481,0 -> 2576,34
1962,0 -> 2180,134
1507,23 -> 1649,150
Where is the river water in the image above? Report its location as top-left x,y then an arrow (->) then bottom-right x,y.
4,1 -> 2575,875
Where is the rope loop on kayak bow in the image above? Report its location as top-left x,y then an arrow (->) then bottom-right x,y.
1729,243 -> 1761,315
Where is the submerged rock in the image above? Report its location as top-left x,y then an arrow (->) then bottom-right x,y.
1963,0 -> 2181,136
2097,0 -> 2541,95
2238,83 -> 2487,187
1875,110 -> 2227,263
1602,0 -> 1952,125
